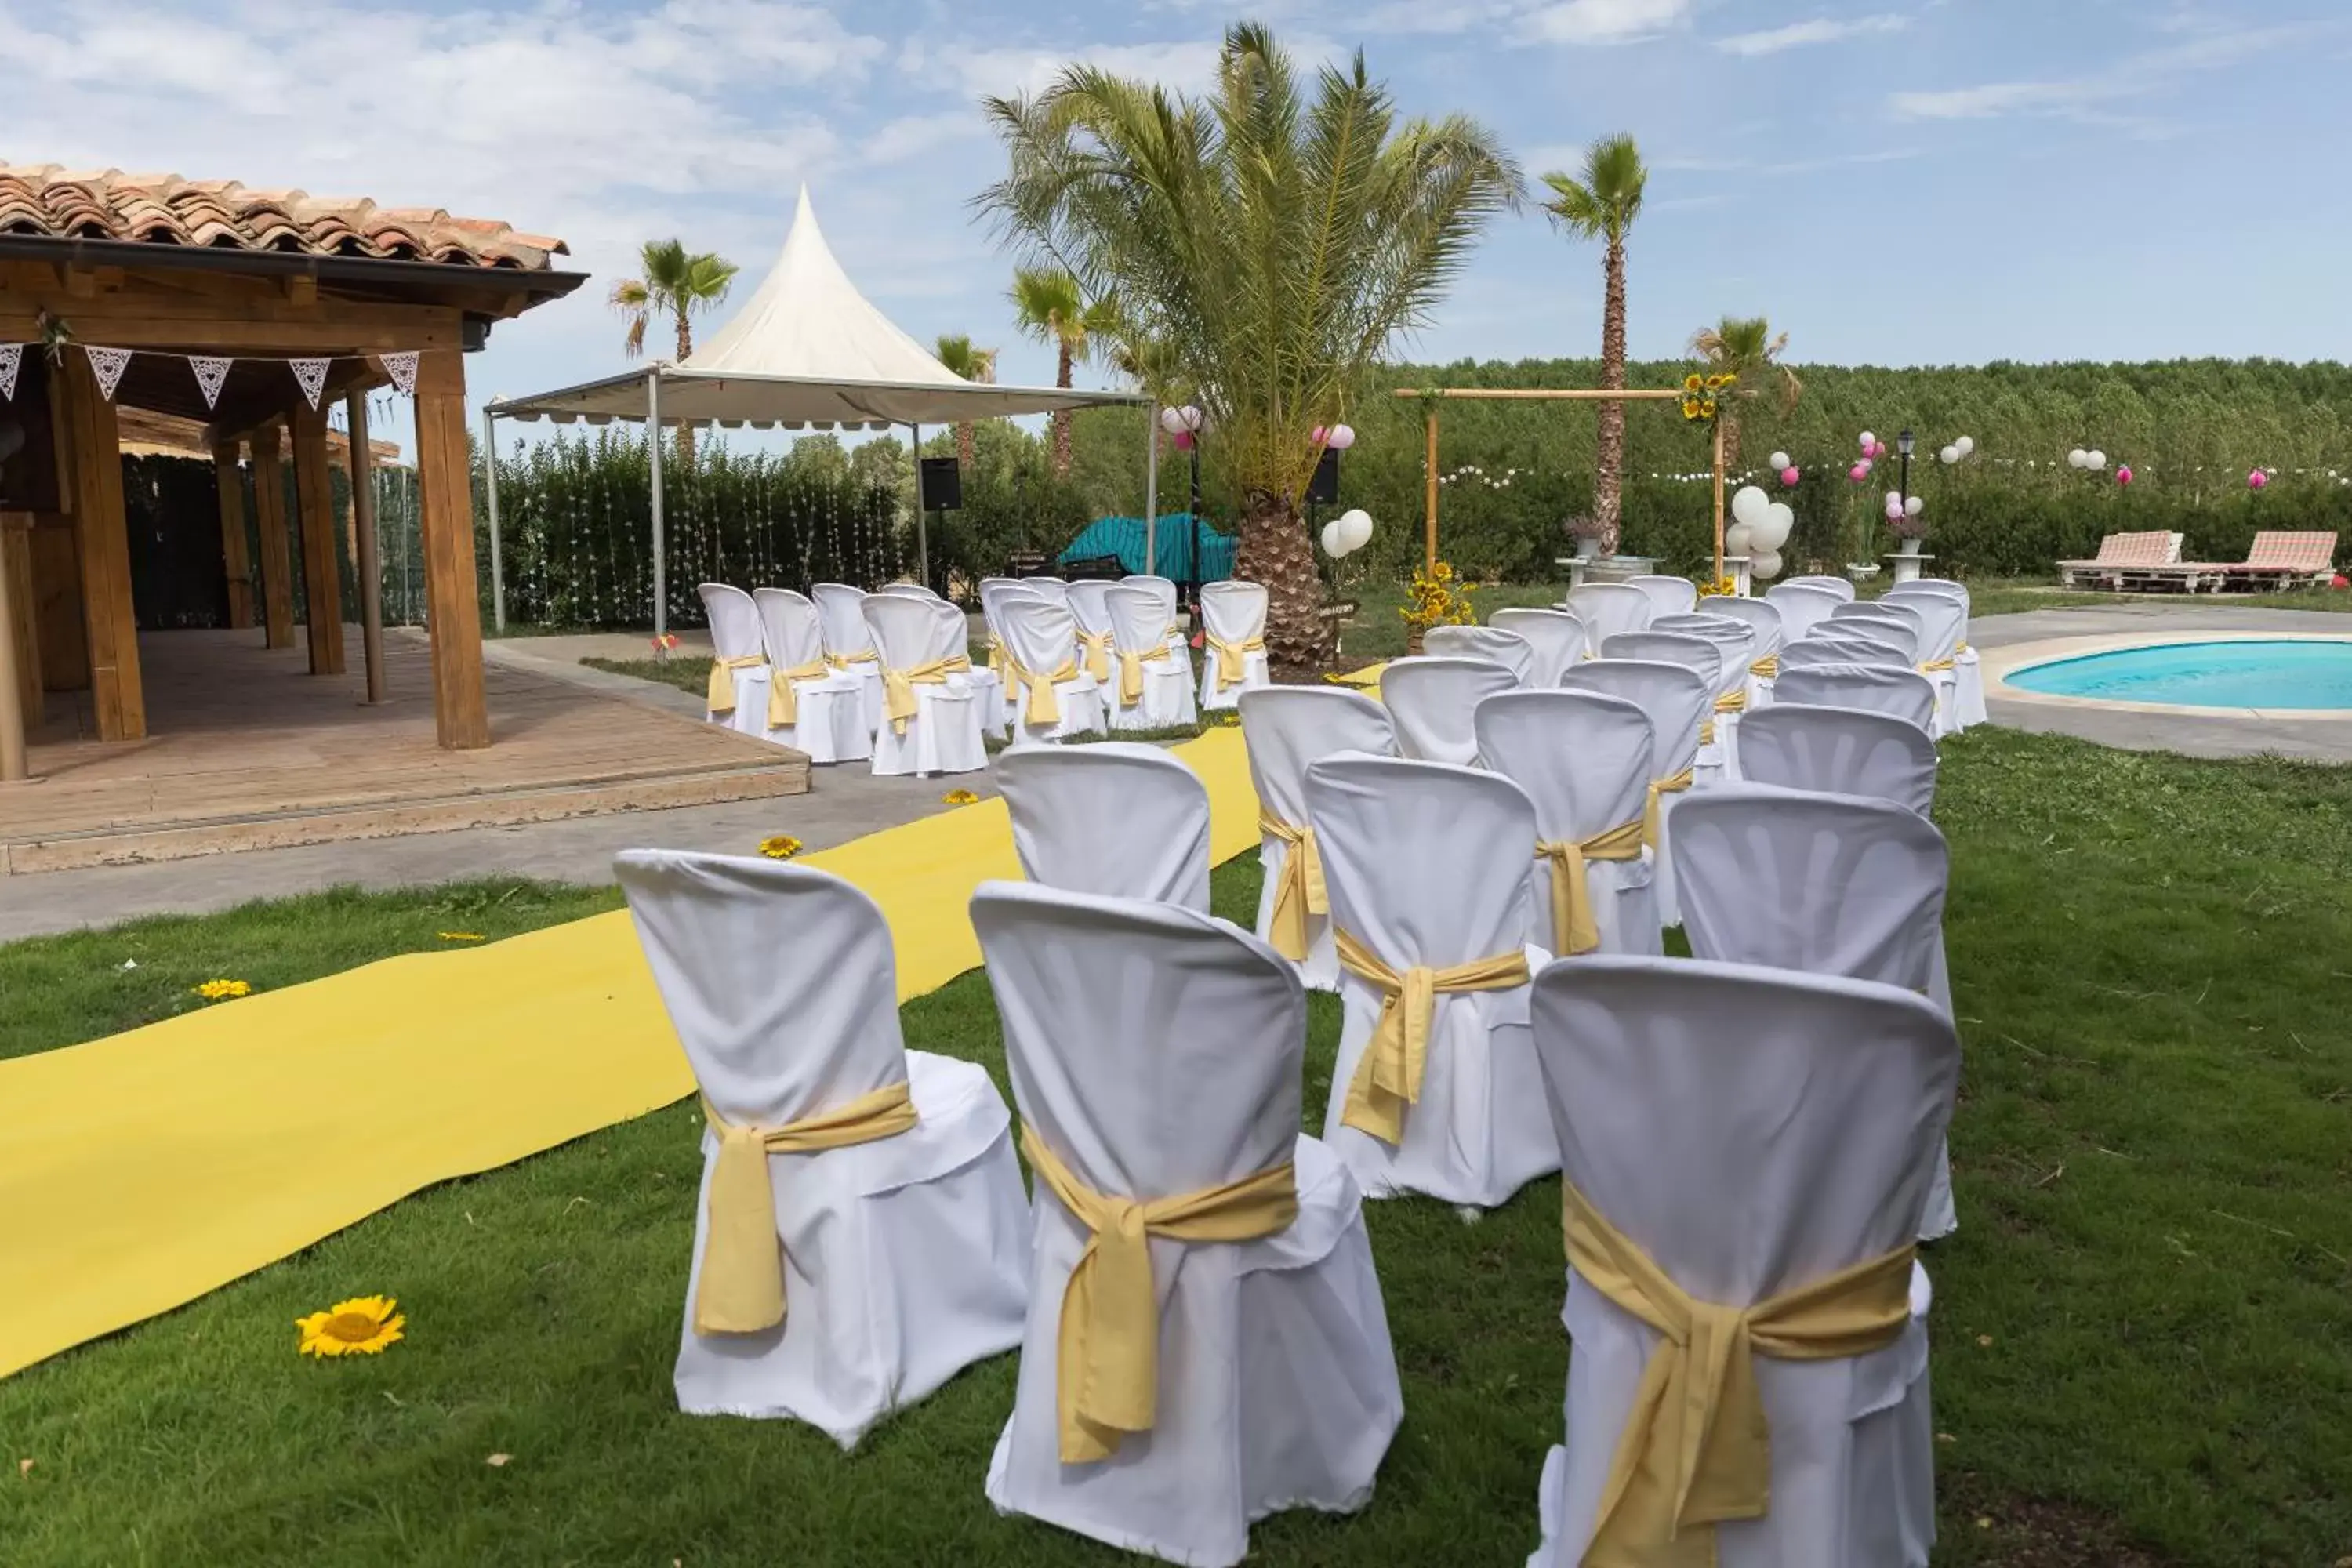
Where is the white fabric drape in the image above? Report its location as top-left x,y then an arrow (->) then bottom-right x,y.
1489,607 -> 1589,688
996,742 -> 1211,909
864,593 -> 985,776
1560,659 -> 1709,927
1472,690 -> 1662,958
1197,581 -> 1272,710
1565,583 -> 1654,647
1239,686 -> 1398,992
811,582 -> 886,734
1774,664 -> 1942,735
1626,574 -> 1700,619
752,586 -> 870,764
1421,623 -> 1535,684
1105,583 -> 1197,731
1000,596 -> 1108,746
1766,581 -> 1846,641
698,583 -> 774,735
1381,656 -> 1519,765
1737,705 -> 1939,816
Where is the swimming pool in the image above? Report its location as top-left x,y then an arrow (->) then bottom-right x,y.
2005,638 -> 2352,710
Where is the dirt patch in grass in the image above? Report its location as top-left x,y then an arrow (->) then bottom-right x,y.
1943,1472 -> 2179,1566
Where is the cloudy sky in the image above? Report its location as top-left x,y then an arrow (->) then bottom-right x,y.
5,0 -> 2341,414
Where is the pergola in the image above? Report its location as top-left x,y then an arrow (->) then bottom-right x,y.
0,164 -> 582,781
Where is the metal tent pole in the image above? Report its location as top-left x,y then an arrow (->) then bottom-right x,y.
647,369 -> 667,644
910,423 -> 927,589
1144,401 -> 1159,577
482,405 -> 506,633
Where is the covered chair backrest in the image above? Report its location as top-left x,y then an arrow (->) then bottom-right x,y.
1600,632 -> 1723,694
1105,583 -> 1178,662
1650,615 -> 1755,703
616,850 -> 908,1127
974,880 -> 1305,1203
879,582 -> 941,600
1773,663 -> 1940,732
1784,574 -> 1857,601
1380,655 -> 1520,764
1765,581 -> 1846,641
1019,577 -> 1072,609
925,597 -> 975,662
1559,660 -> 1709,783
1787,630 -> 1908,669
1567,583 -> 1654,645
1422,623 -> 1535,684
998,594 -> 1083,684
1821,611 -> 1920,664
1200,579 -> 1269,651
1123,575 -> 1181,627
1473,690 -> 1653,847
1064,579 -> 1116,637
1627,575 -> 1698,619
1881,592 -> 1964,664
811,583 -> 877,659
996,743 -> 1211,909
1668,784 -> 1948,993
862,591 -> 955,677
1735,704 -> 1939,815
752,586 -> 829,672
1703,594 -> 1784,662
1490,607 -> 1588,686
700,583 -> 768,663
1240,687 -> 1397,830
1886,577 -> 1967,605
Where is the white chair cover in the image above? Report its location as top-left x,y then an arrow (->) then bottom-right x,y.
1792,628 -> 1911,667
879,581 -> 942,599
1700,595 -> 1784,706
1065,579 -> 1116,637
996,742 -> 1211,909
1627,574 -> 1699,619
1526,956 -> 1956,1568
613,850 -> 1030,1449
1304,755 -> 1556,1207
1472,690 -> 1662,958
1890,583 -> 1987,729
811,582 -> 887,735
1490,607 -> 1589,687
1018,575 -> 1073,608
1105,583 -> 1198,731
752,587 -> 870,764
979,582 -> 1048,736
1666,784 -> 1959,1242
1422,623 -> 1534,684
698,583 -> 773,737
1380,655 -> 1520,764
1775,664 -> 1940,734
1559,659 -> 1709,927
1566,583 -> 1653,648
1735,705 -> 1939,816
1000,595 -> 1108,746
1124,574 -> 1189,662
1881,591 -> 1968,735
1600,633 -> 1728,783
1785,573 -> 1858,601
974,882 -> 1403,1568
1652,615 -> 1757,782
1766,581 -> 1846,642
1238,686 -> 1398,993
1828,604 -> 1923,663
1199,580 -> 1272,710
864,593 -> 986,776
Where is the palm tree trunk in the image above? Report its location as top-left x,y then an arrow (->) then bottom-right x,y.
673,310 -> 698,467
956,423 -> 976,472
1235,488 -> 1324,667
1594,236 -> 1628,555
1051,341 -> 1074,477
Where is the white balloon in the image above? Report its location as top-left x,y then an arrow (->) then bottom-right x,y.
1751,504 -> 1794,550
1337,507 -> 1374,553
1327,423 -> 1356,451
1749,547 -> 1784,580
1725,521 -> 1754,556
1320,520 -> 1345,557
1768,450 -> 1791,472
1859,430 -> 1876,450
1905,495 -> 1926,517
1731,484 -> 1770,527
1955,435 -> 1974,456
2087,449 -> 2106,470
2068,448 -> 2088,469
1884,493 -> 1905,520
1940,445 -> 1960,465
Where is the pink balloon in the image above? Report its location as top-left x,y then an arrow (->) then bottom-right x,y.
1780,466 -> 1800,487
2248,468 -> 2267,490
2116,465 -> 2132,486
1173,430 -> 1196,452
1311,425 -> 1328,445
1848,463 -> 1869,482
1873,441 -> 1889,459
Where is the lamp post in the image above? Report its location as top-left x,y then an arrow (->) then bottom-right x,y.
1896,428 -> 1915,512
1160,405 -> 1205,608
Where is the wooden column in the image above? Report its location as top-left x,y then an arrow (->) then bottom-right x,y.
344,390 -> 387,703
0,514 -> 29,780
413,348 -> 488,749
251,424 -> 295,649
212,442 -> 255,630
1423,408 -> 1440,575
57,349 -> 144,741
1711,420 -> 1726,583
2,516 -> 39,720
29,518 -> 86,691
290,405 -> 346,676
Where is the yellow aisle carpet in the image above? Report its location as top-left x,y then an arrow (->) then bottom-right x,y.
0,727 -> 1262,1379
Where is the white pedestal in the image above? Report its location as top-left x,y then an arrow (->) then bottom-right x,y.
1885,551 -> 1933,586
1721,555 -> 1755,597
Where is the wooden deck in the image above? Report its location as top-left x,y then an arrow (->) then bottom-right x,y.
1,628 -> 807,874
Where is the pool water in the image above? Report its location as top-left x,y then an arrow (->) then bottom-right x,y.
2007,638 -> 2352,710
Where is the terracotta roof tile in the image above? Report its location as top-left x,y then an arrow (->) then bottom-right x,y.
0,162 -> 568,270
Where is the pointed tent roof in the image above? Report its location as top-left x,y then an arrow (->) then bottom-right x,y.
492,187 -> 1142,429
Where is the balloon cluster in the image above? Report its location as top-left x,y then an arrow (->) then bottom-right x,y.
1937,435 -> 1976,465
1319,508 -> 1374,557
1768,450 -> 1799,486
1725,485 -> 1795,579
1311,423 -> 1358,451
2066,447 -> 2108,472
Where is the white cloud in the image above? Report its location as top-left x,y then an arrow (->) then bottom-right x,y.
1523,0 -> 1692,45
862,112 -> 982,166
1889,21 -> 2307,121
1715,13 -> 1908,56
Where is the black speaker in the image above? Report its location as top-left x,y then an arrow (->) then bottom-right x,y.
1306,446 -> 1341,505
919,455 -> 964,512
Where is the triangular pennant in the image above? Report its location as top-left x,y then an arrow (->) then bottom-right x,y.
189,355 -> 233,409
379,352 -> 419,397
290,357 -> 331,411
83,344 -> 134,402
0,343 -> 19,401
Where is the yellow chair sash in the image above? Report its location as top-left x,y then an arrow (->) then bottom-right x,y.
1955,641 -> 1973,655
1536,817 -> 1646,956
879,655 -> 970,736
1562,1180 -> 1915,1567
1006,653 -> 1081,728
694,1081 -> 919,1337
1116,642 -> 1177,706
1076,629 -> 1115,685
1022,1127 -> 1298,1463
1206,632 -> 1265,691
1644,766 -> 1696,850
1332,930 -> 1530,1145
1257,811 -> 1327,962
1918,656 -> 1956,673
705,654 -> 768,715
764,658 -> 831,730
1714,689 -> 1748,714
826,649 -> 879,673
1748,653 -> 1780,679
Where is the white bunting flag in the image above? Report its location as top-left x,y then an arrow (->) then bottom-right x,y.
84,344 -> 134,402
290,357 -> 331,411
0,343 -> 19,401
379,351 -> 419,397
190,355 -> 233,409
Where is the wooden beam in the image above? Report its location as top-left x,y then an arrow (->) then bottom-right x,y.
251,423 -> 296,650
285,274 -> 320,307
209,360 -> 382,449
1424,408 -> 1439,577
212,443 -> 256,630
345,391 -> 388,704
1391,387 -> 1689,401
28,516 -> 87,691
0,307 -> 462,355
291,406 -> 346,677
414,348 -> 488,749
57,347 -> 144,740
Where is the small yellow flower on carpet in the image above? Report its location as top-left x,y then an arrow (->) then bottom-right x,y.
194,978 -> 250,1001
758,835 -> 803,860
942,789 -> 981,805
1212,710 -> 1241,727
296,1295 -> 405,1358
437,931 -> 485,943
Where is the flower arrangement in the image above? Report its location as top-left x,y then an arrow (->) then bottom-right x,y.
1680,371 -> 1737,426
297,1295 -> 405,1358
942,789 -> 980,806
651,632 -> 680,656
757,835 -> 803,859
193,978 -> 251,1001
1696,575 -> 1740,597
1401,561 -> 1477,637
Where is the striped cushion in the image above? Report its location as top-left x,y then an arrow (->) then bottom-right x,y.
2097,531 -> 2180,566
2238,531 -> 2338,571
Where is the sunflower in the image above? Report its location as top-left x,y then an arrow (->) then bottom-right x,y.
296,1296 -> 405,1358
1432,561 -> 1454,581
942,789 -> 980,805
1700,398 -> 1719,418
194,978 -> 250,1001
757,835 -> 803,860
437,931 -> 485,943
1704,374 -> 1726,389
1211,710 -> 1242,727
1683,372 -> 1704,391
1681,397 -> 1702,419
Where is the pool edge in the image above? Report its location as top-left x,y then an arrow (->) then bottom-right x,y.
1986,632 -> 2352,722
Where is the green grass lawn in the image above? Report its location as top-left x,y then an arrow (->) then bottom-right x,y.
5,731 -> 2346,1565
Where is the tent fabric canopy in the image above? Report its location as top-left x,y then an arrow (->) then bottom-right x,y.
490,186 -> 1143,428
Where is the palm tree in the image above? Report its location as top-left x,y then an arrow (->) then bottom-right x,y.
1688,315 -> 1801,470
611,238 -> 739,465
1007,267 -> 1115,477
935,332 -> 999,473
1541,135 -> 1647,556
980,23 -> 1518,663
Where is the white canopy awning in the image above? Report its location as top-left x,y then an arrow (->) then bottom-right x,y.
490,186 -> 1144,427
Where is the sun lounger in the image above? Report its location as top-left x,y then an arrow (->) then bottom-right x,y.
2140,532 -> 2339,595
2056,531 -> 2182,590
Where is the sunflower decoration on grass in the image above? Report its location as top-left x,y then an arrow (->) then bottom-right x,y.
1680,370 -> 1737,426
297,1295 -> 405,1358
193,978 -> 251,1002
1211,710 -> 1242,727
1401,560 -> 1476,635
1697,575 -> 1740,598
942,789 -> 981,806
437,931 -> 485,943
757,835 -> 804,860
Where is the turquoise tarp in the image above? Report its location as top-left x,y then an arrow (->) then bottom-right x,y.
1059,514 -> 1236,581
